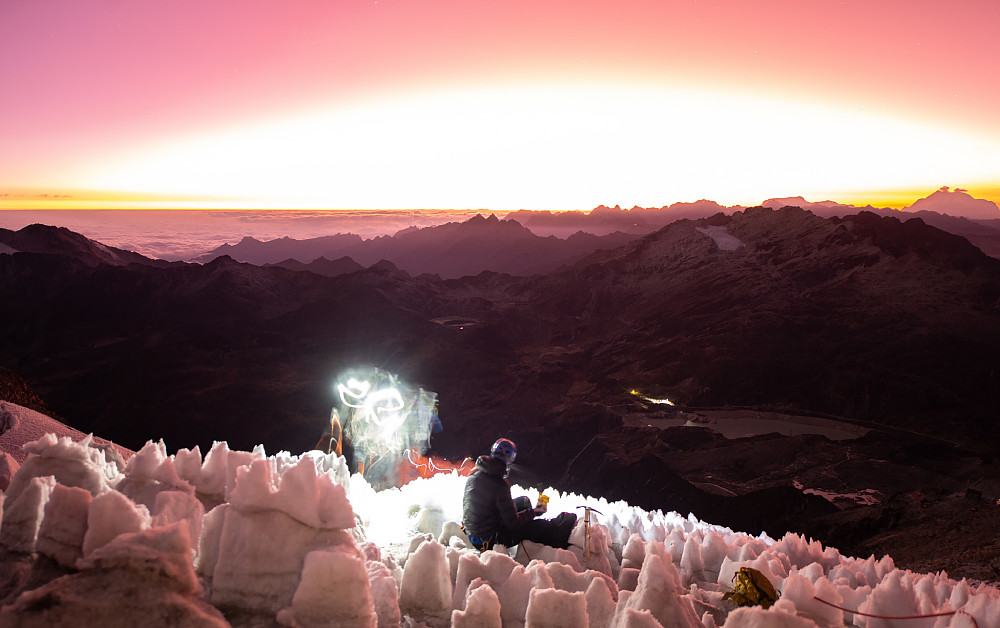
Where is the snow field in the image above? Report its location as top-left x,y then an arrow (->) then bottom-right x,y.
0,423 -> 997,627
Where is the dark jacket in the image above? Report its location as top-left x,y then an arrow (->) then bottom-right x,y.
462,455 -> 535,538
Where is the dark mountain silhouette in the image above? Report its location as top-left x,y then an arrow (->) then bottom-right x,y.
503,201 -> 734,238
180,195 -> 1000,279
194,214 -> 638,278
758,195 -> 1000,259
503,194 -> 1000,259
266,255 -> 365,277
0,366 -> 52,417
0,223 -> 177,268
507,207 -> 1000,443
1,209 -> 999,558
194,233 -> 364,266
866,211 -> 1000,259
907,186 -> 1000,221
4,211 -> 999,448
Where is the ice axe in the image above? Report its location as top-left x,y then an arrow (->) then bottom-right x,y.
576,506 -> 604,561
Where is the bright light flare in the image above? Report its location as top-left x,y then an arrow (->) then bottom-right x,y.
332,367 -> 441,489
337,378 -> 370,405
338,378 -> 404,433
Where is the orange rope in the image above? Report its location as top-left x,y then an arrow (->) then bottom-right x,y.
329,413 -> 342,457
403,449 -> 476,477
813,596 -> 979,627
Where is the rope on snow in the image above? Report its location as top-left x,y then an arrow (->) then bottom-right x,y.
813,596 -> 979,627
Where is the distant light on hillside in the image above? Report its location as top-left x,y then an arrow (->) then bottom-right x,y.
630,389 -> 674,405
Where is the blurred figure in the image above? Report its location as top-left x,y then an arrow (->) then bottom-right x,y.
315,409 -> 352,466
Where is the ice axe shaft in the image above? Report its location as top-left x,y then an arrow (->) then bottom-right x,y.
576,506 -> 603,561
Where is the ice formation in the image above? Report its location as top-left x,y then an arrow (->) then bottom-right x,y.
1,418 -> 998,627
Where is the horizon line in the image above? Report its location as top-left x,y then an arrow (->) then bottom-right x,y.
2,184 -> 999,213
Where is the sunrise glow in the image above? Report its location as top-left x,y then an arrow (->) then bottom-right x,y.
2,0 -> 999,211
71,84 -> 1000,212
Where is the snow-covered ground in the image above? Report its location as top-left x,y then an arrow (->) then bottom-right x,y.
1,400 -> 997,627
695,226 -> 745,251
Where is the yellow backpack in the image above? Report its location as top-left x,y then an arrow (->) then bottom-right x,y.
723,567 -> 780,609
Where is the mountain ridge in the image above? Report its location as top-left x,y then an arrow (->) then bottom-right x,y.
3,208 -> 997,452
192,214 -> 638,278
180,193 -> 1000,272
2,208 -> 999,553
0,223 -> 177,268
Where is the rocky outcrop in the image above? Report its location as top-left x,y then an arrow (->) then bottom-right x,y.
0,224 -> 175,268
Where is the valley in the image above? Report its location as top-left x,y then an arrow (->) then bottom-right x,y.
2,206 -> 999,583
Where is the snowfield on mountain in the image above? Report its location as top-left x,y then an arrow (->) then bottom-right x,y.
1,402 -> 998,627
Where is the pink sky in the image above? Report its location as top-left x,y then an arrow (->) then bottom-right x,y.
2,0 -> 999,211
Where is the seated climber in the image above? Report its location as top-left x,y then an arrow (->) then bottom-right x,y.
462,438 -> 577,552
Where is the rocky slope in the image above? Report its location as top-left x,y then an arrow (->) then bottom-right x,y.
0,223 -> 177,268
1,208 -> 999,580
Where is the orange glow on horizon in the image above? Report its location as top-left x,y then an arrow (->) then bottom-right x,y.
4,182 -> 999,214
4,2 -> 1000,217
811,185 -> 1000,211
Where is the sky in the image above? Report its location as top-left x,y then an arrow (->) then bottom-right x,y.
2,0 -> 999,212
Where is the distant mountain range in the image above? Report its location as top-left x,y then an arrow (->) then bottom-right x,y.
194,214 -> 638,278
2,205 -> 998,451
186,189 -> 1000,274
4,204 -> 1000,549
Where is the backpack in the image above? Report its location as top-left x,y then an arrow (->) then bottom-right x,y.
723,567 -> 780,609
